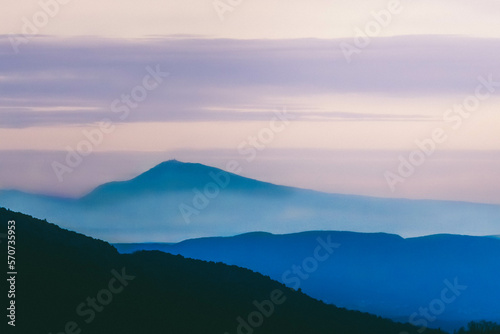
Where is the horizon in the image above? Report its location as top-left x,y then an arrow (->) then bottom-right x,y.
2,158 -> 499,207
109,229 -> 500,245
1,148 -> 500,206
1,157 -> 499,243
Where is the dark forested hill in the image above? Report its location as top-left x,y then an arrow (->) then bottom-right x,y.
1,208 -> 446,334
114,231 -> 500,330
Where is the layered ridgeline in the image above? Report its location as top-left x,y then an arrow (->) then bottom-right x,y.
0,160 -> 499,242
114,231 -> 500,332
0,208 -> 445,334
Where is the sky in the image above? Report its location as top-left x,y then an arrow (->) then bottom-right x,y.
0,0 -> 499,204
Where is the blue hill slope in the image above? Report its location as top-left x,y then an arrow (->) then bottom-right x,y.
115,231 -> 500,332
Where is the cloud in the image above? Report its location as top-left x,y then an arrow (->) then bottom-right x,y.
0,35 -> 499,128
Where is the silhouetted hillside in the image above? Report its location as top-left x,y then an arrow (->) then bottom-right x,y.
1,208 -> 446,334
455,321 -> 500,334
114,231 -> 500,330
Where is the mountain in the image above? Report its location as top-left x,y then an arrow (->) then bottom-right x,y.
1,208 -> 447,334
84,160 -> 293,199
0,160 -> 499,242
114,231 -> 500,331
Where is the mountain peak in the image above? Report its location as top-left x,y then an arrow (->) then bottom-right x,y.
138,160 -> 226,181
162,158 -> 180,163
82,160 -> 292,201
157,159 -> 184,166
143,159 -> 200,175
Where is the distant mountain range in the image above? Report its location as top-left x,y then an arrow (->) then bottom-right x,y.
0,160 -> 499,242
114,231 -> 500,331
1,208 -> 446,334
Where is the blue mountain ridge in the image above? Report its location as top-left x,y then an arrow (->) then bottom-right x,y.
0,159 -> 498,242
114,230 -> 500,332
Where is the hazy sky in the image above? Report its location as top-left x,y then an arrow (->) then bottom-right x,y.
0,0 -> 499,204
3,0 -> 500,39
